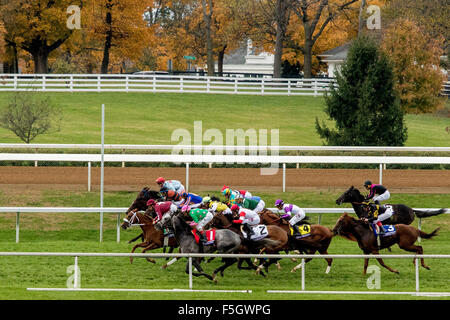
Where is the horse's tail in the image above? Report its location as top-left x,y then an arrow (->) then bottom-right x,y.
419,227 -> 440,240
413,208 -> 447,218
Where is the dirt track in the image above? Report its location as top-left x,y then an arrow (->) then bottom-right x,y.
0,166 -> 449,193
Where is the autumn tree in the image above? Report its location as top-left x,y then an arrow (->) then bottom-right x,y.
291,0 -> 359,78
0,0 -> 82,73
381,18 -> 446,114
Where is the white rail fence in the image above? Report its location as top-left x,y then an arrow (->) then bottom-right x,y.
1,251 -> 449,296
0,207 -> 444,243
0,74 -> 333,96
1,153 -> 449,192
1,74 -> 448,96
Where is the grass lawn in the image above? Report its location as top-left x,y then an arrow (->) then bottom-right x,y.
0,189 -> 449,300
0,92 -> 448,147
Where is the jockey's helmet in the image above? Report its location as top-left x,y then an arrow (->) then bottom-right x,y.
230,204 -> 239,211
146,199 -> 156,206
156,177 -> 165,184
364,180 -> 372,187
202,196 -> 211,203
275,199 -> 284,207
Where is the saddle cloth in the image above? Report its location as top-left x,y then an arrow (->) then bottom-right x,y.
290,224 -> 312,239
191,229 -> 216,245
241,224 -> 269,241
373,225 -> 396,237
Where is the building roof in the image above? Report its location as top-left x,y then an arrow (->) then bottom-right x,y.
319,41 -> 353,62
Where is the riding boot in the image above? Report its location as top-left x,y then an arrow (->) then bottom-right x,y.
199,231 -> 207,244
244,225 -> 253,240
292,224 -> 301,236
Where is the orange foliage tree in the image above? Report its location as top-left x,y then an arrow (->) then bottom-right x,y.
381,18 -> 446,114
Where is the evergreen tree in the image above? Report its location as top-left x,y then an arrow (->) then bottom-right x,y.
315,36 -> 408,146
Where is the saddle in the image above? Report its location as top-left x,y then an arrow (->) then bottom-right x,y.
191,229 -> 216,245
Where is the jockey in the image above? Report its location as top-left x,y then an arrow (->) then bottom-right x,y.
156,177 -> 185,194
364,180 -> 390,205
164,190 -> 184,207
238,197 -> 266,214
178,192 -> 203,209
201,196 -> 233,216
182,205 -> 213,243
365,203 -> 394,236
221,186 -> 244,206
146,199 -> 178,225
231,204 -> 260,240
275,199 -> 307,236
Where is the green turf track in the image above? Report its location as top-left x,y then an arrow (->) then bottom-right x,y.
0,190 -> 449,300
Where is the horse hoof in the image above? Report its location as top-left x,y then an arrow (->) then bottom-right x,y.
290,268 -> 297,273
325,266 -> 331,274
161,265 -> 167,269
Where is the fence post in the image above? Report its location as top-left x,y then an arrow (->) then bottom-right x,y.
288,80 -> 291,96
207,77 -> 210,93
42,75 -> 46,91
314,79 -> 318,97
70,75 -> 73,92
415,257 -> 420,294
74,256 -> 79,289
117,212 -> 121,243
14,75 -> 17,89
125,75 -> 129,93
153,75 -> 156,92
97,75 -> 101,92
87,161 -> 91,192
234,78 -> 238,93
261,79 -> 265,95
282,163 -> 286,192
301,258 -> 305,291
16,212 -> 19,243
418,218 -> 422,242
379,164 -> 383,185
180,76 -> 183,92
186,163 -> 190,192
188,256 -> 193,289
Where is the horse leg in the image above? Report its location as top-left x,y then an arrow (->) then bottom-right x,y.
369,249 -> 399,274
400,244 -> 430,270
186,258 -> 214,281
141,243 -> 159,263
128,233 -> 144,244
129,241 -> 150,264
212,258 -> 237,281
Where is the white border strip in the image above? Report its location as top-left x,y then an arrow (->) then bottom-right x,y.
27,288 -> 252,293
267,290 -> 450,296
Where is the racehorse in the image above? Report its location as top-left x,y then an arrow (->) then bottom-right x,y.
169,214 -> 242,282
335,186 -> 447,225
332,212 -> 440,274
125,187 -> 164,243
259,210 -> 333,274
121,210 -> 177,265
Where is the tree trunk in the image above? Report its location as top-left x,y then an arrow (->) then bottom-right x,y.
273,26 -> 284,78
303,39 -> 313,78
358,0 -> 367,35
202,0 -> 215,76
33,48 -> 49,74
217,45 -> 227,76
101,1 -> 113,74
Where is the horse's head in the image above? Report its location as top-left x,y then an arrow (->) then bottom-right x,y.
210,213 -> 231,229
335,186 -> 364,205
121,210 -> 141,230
126,187 -> 162,214
332,212 -> 355,236
154,209 -> 180,231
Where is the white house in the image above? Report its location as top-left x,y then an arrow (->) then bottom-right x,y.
318,41 -> 352,78
217,39 -> 274,77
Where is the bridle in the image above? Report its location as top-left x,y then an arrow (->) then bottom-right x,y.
123,210 -> 146,227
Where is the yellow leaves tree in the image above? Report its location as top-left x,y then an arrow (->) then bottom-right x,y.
381,18 -> 446,114
0,0 -> 82,73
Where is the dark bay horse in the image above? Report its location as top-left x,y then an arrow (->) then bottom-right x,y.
170,214 -> 242,282
121,210 -> 177,265
259,210 -> 333,274
125,187 -> 164,243
208,213 -> 267,276
336,186 -> 447,225
332,213 -> 440,274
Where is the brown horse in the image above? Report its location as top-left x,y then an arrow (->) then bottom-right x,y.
121,210 -> 178,266
125,187 -> 163,243
332,212 -> 440,274
259,210 -> 334,274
